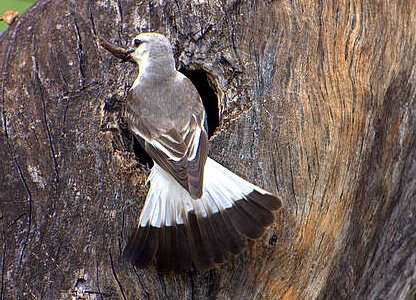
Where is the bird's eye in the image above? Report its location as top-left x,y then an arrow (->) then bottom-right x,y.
133,39 -> 141,47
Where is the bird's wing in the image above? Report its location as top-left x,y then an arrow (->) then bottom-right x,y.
144,112 -> 208,199
126,76 -> 209,199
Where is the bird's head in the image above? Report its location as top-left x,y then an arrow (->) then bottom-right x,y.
123,32 -> 174,66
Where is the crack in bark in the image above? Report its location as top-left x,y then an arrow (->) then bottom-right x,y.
287,145 -> 297,213
1,236 -> 6,300
132,267 -> 150,300
190,22 -> 213,43
7,213 -> 25,230
116,0 -> 124,42
109,253 -> 127,300
0,22 -> 17,140
1,34 -> 34,281
73,17 -> 86,87
88,0 -> 97,37
31,35 -> 61,186
95,259 -> 104,300
0,29 -> 33,293
13,155 -> 32,282
119,210 -> 125,256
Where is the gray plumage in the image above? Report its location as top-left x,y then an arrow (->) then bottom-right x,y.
111,32 -> 282,272
125,33 -> 207,199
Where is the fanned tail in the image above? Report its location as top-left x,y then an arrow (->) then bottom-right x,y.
124,158 -> 282,272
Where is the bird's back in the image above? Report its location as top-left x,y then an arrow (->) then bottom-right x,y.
127,72 -> 204,140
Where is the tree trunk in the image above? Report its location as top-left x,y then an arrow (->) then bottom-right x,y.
1,0 -> 415,299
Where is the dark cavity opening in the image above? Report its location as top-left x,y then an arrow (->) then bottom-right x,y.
179,67 -> 220,138
132,135 -> 153,168
103,95 -> 153,167
118,125 -> 153,168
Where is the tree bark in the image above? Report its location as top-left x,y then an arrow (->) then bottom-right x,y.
1,0 -> 415,299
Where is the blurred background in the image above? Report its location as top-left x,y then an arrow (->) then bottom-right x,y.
1,0 -> 36,32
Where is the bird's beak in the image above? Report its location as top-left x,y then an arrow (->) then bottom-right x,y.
98,36 -> 136,63
121,48 -> 135,63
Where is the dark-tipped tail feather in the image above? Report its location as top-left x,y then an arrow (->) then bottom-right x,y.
124,158 -> 282,272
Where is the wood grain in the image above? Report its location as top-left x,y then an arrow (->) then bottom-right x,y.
1,0 -> 415,299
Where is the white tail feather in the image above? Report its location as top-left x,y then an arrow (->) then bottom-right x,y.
138,158 -> 271,228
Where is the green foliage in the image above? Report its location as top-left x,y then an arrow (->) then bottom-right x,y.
1,0 -> 36,33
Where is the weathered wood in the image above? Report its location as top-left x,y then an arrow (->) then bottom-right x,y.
1,0 -> 415,299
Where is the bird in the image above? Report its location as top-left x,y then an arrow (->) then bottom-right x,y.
102,32 -> 282,273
